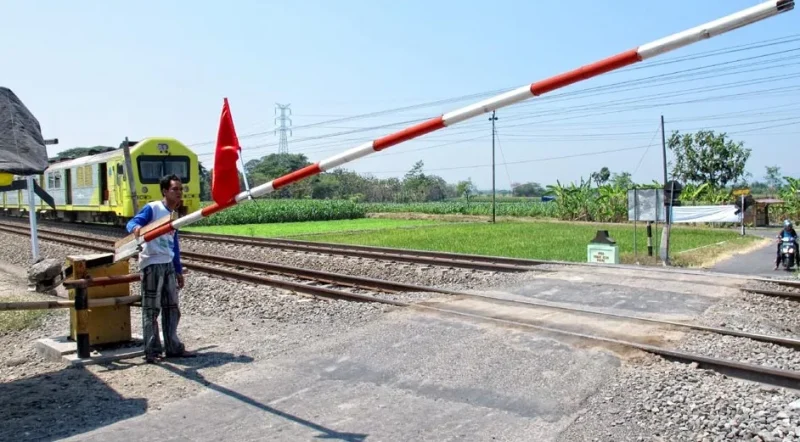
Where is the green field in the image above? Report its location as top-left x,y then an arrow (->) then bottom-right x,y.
195,199 -> 366,226
300,221 -> 760,265
184,218 -> 447,238
189,217 -> 761,266
361,201 -> 558,218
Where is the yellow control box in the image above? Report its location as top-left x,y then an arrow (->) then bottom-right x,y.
66,253 -> 132,346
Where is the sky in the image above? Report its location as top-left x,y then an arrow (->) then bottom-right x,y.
2,0 -> 798,191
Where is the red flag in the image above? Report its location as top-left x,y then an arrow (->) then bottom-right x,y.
211,98 -> 242,204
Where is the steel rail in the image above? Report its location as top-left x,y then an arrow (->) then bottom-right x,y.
410,302 -> 800,391
2,222 -> 799,349
0,221 -> 539,273
180,230 -> 552,267
744,287 -> 800,300
179,231 -> 539,273
0,224 -> 407,296
5,218 -> 800,287
3,222 -> 800,388
180,231 -> 800,287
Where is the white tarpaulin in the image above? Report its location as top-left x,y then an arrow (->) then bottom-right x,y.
671,205 -> 741,223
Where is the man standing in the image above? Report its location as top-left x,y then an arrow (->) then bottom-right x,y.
126,173 -> 194,363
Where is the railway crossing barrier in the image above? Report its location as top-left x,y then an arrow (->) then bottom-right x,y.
1,253 -> 144,364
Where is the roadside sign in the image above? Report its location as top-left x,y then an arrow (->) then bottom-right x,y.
733,188 -> 750,196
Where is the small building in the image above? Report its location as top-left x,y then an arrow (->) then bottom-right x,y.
745,198 -> 784,227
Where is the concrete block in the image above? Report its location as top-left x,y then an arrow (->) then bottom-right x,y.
36,334 -> 146,366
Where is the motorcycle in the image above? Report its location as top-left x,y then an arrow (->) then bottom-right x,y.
780,237 -> 797,270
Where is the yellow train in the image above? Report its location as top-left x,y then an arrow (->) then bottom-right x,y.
0,137 -> 201,226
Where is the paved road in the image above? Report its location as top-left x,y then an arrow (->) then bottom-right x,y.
712,228 -> 793,277
66,310 -> 621,442
62,271 -> 725,442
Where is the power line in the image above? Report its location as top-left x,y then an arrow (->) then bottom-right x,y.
193,49 -> 800,160
236,61 -> 800,156
193,48 -> 800,161
186,32 -> 800,149
198,82 -> 800,163
361,119 -> 800,176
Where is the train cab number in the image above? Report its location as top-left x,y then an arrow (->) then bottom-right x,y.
157,143 -> 169,153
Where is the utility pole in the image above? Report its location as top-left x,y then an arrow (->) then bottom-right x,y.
489,110 -> 498,223
659,114 -> 672,265
274,103 -> 292,154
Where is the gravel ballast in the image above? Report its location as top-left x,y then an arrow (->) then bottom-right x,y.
0,228 -> 413,441
6,219 -> 800,441
558,354 -> 800,441
180,239 -> 511,289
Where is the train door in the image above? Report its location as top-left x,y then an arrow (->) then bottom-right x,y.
107,162 -> 117,206
99,163 -> 109,204
115,164 -> 124,211
65,169 -> 72,205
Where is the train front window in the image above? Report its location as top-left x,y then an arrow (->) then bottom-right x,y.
137,156 -> 191,184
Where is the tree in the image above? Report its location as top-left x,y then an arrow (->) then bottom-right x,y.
667,130 -> 751,188
52,146 -> 114,161
199,164 -> 211,201
512,182 -> 545,197
610,171 -> 633,190
456,178 -> 476,202
242,152 -> 313,198
590,167 -> 610,187
765,165 -> 782,193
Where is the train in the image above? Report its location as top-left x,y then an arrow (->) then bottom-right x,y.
0,137 -> 201,226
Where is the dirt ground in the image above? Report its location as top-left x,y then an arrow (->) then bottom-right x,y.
0,260 -> 388,442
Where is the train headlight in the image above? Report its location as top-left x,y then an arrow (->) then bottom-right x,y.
141,186 -> 148,194
183,185 -> 189,192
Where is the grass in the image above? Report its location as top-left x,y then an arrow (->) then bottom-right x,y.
195,199 -> 366,226
290,220 -> 762,266
0,295 -> 51,332
183,218 -> 448,238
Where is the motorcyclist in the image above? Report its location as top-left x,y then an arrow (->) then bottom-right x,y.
775,219 -> 799,270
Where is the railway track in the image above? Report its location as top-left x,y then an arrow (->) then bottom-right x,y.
0,218 -> 539,273
180,230 -> 541,273
3,216 -> 799,285
3,221 -> 800,389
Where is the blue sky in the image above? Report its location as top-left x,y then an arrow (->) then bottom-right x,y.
2,0 -> 798,191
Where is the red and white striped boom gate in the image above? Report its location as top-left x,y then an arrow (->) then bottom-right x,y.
114,0 -> 794,262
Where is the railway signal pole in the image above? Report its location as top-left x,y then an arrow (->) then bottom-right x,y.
26,137 -> 60,264
489,110 -> 498,224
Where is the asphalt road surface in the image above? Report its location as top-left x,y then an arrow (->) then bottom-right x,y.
712,228 -> 794,277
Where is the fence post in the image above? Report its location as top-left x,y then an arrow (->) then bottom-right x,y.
72,259 -> 90,359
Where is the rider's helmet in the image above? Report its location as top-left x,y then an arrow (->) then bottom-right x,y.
785,219 -> 793,229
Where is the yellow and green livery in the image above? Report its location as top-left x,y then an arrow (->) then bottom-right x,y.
0,137 -> 200,225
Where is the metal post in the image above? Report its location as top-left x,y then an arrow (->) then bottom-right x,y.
26,175 -> 39,263
240,156 -> 252,200
72,259 -> 90,359
633,189 -> 638,261
666,180 -> 675,264
489,110 -> 498,223
75,286 -> 90,358
741,194 -> 746,236
659,115 -> 671,265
